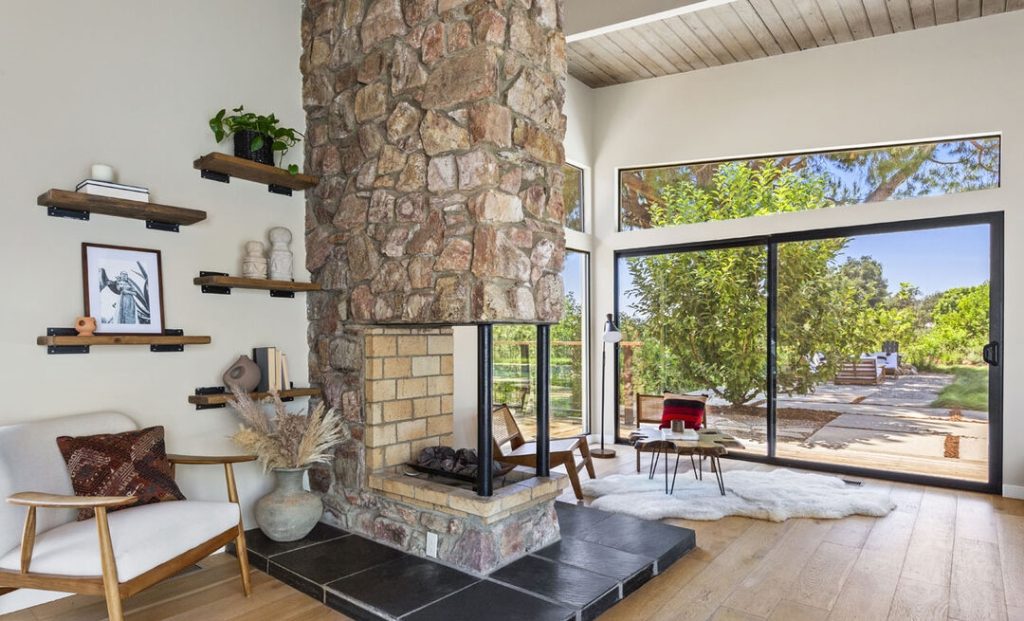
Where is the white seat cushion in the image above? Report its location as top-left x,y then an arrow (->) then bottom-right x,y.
0,500 -> 238,581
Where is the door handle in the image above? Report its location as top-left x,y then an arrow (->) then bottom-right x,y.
983,341 -> 1000,366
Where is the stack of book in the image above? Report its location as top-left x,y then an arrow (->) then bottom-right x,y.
252,347 -> 292,392
76,179 -> 150,202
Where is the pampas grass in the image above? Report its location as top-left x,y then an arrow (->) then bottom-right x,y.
228,387 -> 343,472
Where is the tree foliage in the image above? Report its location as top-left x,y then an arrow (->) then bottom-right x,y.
623,162 -> 992,406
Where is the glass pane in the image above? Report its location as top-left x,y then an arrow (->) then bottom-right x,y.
776,225 -> 991,482
617,246 -> 768,455
494,250 -> 588,439
563,164 -> 584,232
619,137 -> 1000,231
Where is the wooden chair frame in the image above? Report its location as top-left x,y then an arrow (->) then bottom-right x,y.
0,454 -> 255,621
491,404 -> 595,500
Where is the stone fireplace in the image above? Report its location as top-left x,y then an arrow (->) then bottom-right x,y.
301,0 -> 569,574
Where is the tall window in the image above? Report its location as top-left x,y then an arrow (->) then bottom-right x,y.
563,163 -> 585,232
494,250 -> 589,439
619,137 -> 1000,231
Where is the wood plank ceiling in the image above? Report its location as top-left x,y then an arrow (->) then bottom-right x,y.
567,0 -> 1024,87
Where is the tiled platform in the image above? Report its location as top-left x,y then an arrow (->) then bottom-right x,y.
233,501 -> 695,621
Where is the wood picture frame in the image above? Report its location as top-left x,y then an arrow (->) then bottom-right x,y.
82,243 -> 166,335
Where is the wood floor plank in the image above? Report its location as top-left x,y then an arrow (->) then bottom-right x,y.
724,519 -> 834,617
887,577 -> 949,620
648,520 -> 793,621
949,537 -> 1008,621
901,489 -> 956,586
771,600 -> 830,620
598,555 -> 708,621
792,541 -> 860,610
957,491 -> 1000,544
996,512 -> 1024,610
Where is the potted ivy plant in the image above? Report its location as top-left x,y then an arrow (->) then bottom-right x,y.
209,106 -> 304,173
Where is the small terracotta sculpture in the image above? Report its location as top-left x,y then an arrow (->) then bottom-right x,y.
75,316 -> 96,336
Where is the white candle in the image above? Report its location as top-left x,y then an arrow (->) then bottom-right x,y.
90,164 -> 115,182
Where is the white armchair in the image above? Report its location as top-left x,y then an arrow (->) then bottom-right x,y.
0,412 -> 254,620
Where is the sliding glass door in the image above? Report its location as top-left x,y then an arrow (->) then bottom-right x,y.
615,215 -> 1002,491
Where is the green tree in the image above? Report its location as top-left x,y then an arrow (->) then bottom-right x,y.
627,162 -> 873,405
839,256 -> 889,307
915,283 -> 990,366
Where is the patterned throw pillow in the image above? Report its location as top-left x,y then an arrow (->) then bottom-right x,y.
56,426 -> 186,520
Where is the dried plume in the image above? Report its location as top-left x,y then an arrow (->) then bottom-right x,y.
228,386 -> 343,472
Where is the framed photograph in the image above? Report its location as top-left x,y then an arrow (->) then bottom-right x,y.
82,243 -> 165,335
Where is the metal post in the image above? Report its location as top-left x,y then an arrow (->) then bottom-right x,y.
477,324 -> 494,497
766,244 -> 778,459
536,324 -> 551,477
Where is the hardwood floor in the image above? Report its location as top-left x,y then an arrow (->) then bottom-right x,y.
555,448 -> 1024,621
3,554 -> 348,621
12,450 -> 1022,621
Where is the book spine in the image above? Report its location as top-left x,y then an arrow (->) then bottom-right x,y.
281,353 -> 291,390
253,347 -> 270,392
269,348 -> 280,392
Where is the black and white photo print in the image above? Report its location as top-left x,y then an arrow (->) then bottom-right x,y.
82,243 -> 165,335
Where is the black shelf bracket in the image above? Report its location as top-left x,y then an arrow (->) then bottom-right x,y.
200,169 -> 231,183
199,271 -> 231,295
151,329 -> 185,353
268,184 -> 293,196
47,206 -> 90,221
45,327 -> 88,355
270,289 -> 296,299
194,386 -> 226,410
146,220 -> 180,233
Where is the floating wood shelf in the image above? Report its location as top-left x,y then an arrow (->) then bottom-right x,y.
38,328 -> 211,354
193,152 -> 319,196
189,386 -> 321,410
194,272 -> 320,298
37,189 -> 206,232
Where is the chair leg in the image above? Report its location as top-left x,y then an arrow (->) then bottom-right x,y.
563,455 -> 584,500
579,444 -> 596,479
235,526 -> 253,596
636,449 -> 641,474
95,508 -> 124,621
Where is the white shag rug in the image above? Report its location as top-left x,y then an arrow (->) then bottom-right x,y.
581,469 -> 896,522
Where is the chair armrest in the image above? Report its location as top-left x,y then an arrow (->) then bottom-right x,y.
7,492 -> 136,509
167,454 -> 256,465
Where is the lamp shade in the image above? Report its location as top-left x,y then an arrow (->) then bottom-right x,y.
603,313 -> 622,344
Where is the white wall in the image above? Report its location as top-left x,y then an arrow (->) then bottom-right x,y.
0,3 -> 306,609
586,12 -> 1023,496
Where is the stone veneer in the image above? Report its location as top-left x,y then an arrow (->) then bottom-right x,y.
302,0 -> 567,325
302,0 -> 569,575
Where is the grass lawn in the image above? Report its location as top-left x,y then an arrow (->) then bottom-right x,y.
930,366 -> 988,412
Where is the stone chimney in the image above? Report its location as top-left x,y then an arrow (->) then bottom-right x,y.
303,0 -> 566,326
301,0 -> 569,574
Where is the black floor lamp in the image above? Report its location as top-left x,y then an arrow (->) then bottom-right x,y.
593,313 -> 620,459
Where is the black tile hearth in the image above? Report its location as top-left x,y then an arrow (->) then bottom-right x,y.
574,511 -> 697,567
271,535 -> 407,585
491,554 -> 620,621
247,521 -> 349,558
235,501 -> 696,621
403,580 -> 575,621
326,556 -> 478,618
532,535 -> 653,583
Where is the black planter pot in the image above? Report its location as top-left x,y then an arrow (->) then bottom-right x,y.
233,130 -> 274,165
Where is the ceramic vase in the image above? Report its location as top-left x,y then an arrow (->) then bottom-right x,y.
255,467 -> 322,542
223,355 -> 261,392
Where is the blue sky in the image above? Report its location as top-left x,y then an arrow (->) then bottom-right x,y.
616,223 -> 990,315
563,250 -> 585,302
838,224 -> 989,296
